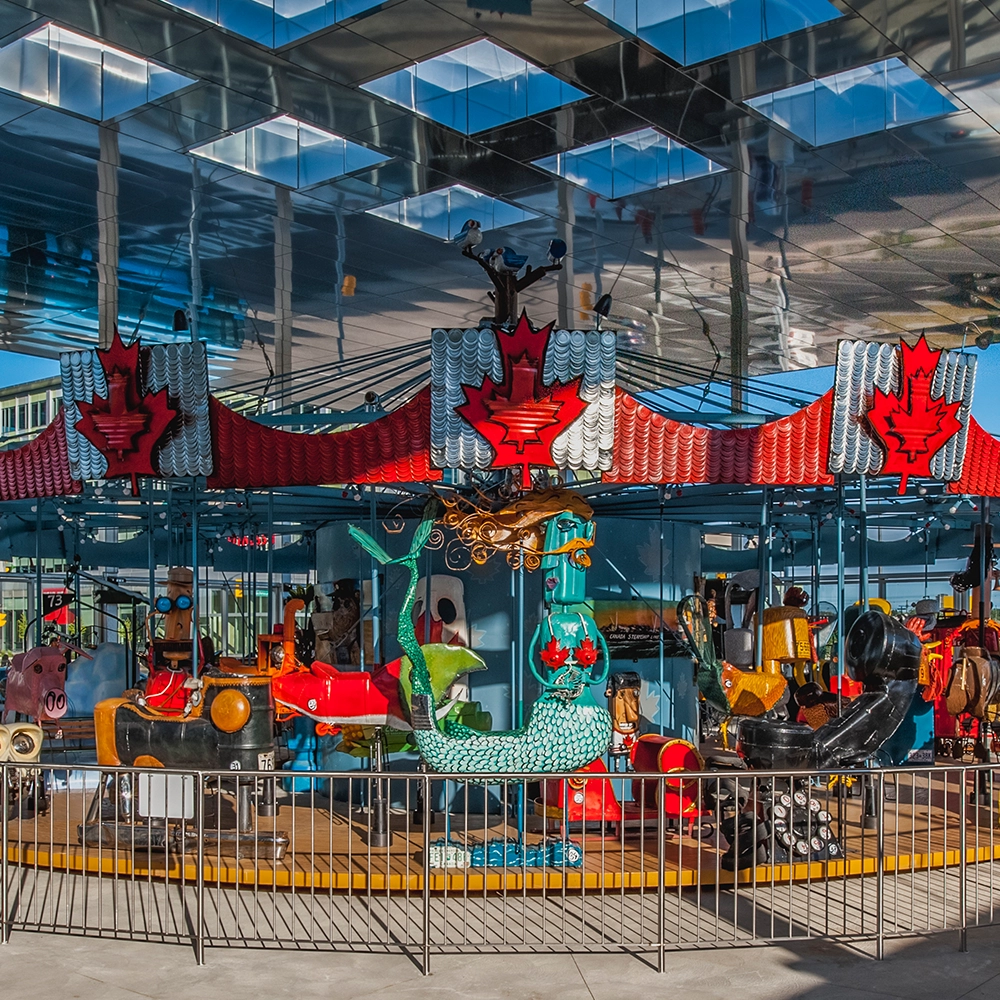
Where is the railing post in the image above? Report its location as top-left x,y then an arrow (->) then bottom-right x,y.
1,763 -> 8,945
960,767 -> 968,953
657,774 -> 666,972
195,771 -> 205,965
876,770 -> 885,960
422,773 -> 431,976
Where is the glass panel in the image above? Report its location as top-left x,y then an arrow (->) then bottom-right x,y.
587,0 -> 841,66
533,127 -> 723,199
361,39 -> 586,135
367,185 -> 538,239
0,24 -> 193,121
190,114 -> 388,188
160,0 -> 384,47
747,57 -> 958,147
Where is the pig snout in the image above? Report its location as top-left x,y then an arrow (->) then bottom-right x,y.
39,688 -> 67,720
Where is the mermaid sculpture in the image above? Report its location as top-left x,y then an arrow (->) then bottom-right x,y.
348,500 -> 611,773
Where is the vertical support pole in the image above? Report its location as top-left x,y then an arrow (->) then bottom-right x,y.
147,479 -> 156,609
728,134 -> 751,413
267,491 -> 275,632
656,775 -> 666,972
369,489 -> 380,665
979,496 -> 989,649
34,503 -> 43,647
195,771 -> 205,965
658,491 -> 665,736
859,474 -> 869,611
191,479 -> 199,678
97,123 -> 119,349
960,768 -> 968,952
875,770 -> 885,960
273,188 -> 294,391
517,564 -> 525,727
836,481 -> 846,712
188,160 -> 202,342
755,487 -> 768,668
422,773 -> 432,975
811,513 -> 820,616
510,567 -> 517,730
1,763 -> 8,944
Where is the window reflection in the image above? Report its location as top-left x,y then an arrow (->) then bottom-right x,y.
361,39 -> 586,135
533,128 -> 724,200
157,0 -> 384,48
367,185 -> 538,240
746,58 -> 959,146
0,24 -> 194,121
190,115 -> 388,188
586,0 -> 841,66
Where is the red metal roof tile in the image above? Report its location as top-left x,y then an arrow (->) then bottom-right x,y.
947,417 -> 1000,496
207,388 -> 441,490
0,417 -> 81,501
605,389 -> 834,485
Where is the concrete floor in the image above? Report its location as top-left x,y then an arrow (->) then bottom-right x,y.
0,928 -> 998,1000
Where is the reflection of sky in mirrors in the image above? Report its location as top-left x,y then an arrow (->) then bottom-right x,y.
533,128 -> 725,200
367,185 -> 538,240
362,40 -> 587,134
157,0 -> 385,47
586,0 -> 842,66
191,116 -> 388,189
0,24 -> 194,121
747,58 -> 959,146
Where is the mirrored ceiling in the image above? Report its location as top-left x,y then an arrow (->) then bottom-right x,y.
0,0 -> 999,413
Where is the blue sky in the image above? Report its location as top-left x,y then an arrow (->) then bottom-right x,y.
0,352 -> 60,387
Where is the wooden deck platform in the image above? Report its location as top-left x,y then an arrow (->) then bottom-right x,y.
5,766 -> 998,894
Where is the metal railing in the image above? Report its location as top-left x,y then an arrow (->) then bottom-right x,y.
1,760 -> 996,971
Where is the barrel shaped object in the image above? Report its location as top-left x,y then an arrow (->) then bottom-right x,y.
630,735 -> 706,819
736,717 -> 815,771
846,610 -> 922,683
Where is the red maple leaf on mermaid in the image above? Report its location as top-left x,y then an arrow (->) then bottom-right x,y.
75,330 -> 177,493
867,335 -> 962,494
457,313 -> 587,484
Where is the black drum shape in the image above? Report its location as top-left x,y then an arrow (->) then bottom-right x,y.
846,610 -> 922,684
736,718 -> 815,771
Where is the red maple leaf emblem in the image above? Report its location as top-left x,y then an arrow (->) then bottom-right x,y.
867,335 -> 963,494
76,329 -> 177,492
540,636 -> 570,668
574,636 -> 598,667
456,312 -> 588,484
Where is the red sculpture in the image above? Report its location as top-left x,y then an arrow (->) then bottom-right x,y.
457,313 -> 587,484
75,330 -> 177,492
867,336 -> 963,494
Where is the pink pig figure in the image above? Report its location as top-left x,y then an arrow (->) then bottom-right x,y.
4,645 -> 69,722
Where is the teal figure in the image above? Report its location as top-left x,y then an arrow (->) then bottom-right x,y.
349,500 -> 611,774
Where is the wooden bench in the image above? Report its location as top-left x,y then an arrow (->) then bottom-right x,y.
40,717 -> 96,759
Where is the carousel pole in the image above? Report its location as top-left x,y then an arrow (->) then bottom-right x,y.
658,487 -> 665,737
755,487 -> 768,667
267,490 -> 274,630
34,503 -> 42,647
811,512 -> 821,617
859,474 -> 869,612
517,563 -> 525,727
979,496 -> 989,649
147,479 -> 156,612
836,479 -> 846,713
191,477 -> 199,678
509,566 -> 516,729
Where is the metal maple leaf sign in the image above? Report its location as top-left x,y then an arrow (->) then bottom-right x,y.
866,335 -> 963,494
456,313 -> 587,484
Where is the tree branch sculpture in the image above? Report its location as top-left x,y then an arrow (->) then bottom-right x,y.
463,246 -> 563,326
